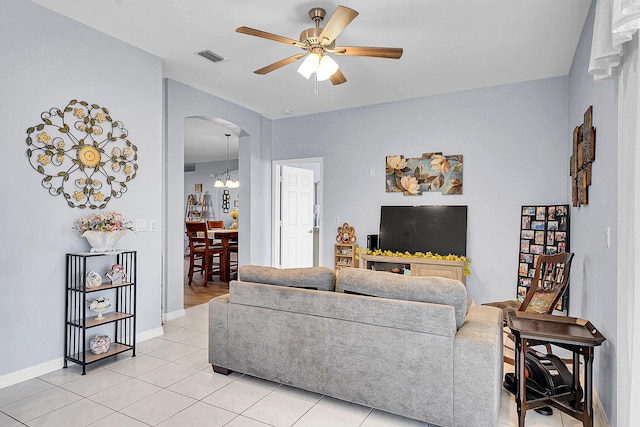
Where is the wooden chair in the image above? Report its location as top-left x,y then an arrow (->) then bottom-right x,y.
486,252 -> 574,364
185,221 -> 224,287
207,220 -> 224,229
228,238 -> 238,280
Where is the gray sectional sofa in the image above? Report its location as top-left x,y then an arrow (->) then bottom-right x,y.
209,265 -> 503,427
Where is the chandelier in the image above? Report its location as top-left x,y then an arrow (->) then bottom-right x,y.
213,133 -> 239,188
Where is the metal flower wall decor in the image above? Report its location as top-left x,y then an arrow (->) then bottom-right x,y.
26,100 -> 139,209
386,152 -> 463,196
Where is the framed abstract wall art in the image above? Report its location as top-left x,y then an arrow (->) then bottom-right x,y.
386,152 -> 463,196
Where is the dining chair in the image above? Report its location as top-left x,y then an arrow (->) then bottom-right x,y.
228,237 -> 238,280
207,220 -> 225,229
485,252 -> 574,365
185,221 -> 224,287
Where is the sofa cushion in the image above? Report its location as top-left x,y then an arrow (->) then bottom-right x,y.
238,265 -> 335,291
336,268 -> 468,329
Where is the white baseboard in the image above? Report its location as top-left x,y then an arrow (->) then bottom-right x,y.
163,308 -> 186,322
137,326 -> 164,342
0,327 -> 166,390
0,358 -> 64,390
593,386 -> 611,427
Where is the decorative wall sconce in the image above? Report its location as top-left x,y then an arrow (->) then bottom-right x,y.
25,100 -> 139,209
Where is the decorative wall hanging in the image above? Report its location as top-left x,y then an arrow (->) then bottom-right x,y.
517,204 -> 570,310
570,106 -> 595,207
336,222 -> 356,243
386,152 -> 463,196
26,100 -> 139,209
222,189 -> 230,213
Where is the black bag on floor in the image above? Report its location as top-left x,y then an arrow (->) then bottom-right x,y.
504,348 -> 583,414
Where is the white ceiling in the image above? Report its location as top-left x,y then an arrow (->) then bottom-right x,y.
32,0 -> 592,162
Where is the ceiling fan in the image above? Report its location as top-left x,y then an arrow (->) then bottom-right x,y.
236,5 -> 403,85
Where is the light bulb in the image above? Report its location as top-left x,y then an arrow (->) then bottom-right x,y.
297,53 -> 320,79
316,55 -> 339,81
214,179 -> 224,188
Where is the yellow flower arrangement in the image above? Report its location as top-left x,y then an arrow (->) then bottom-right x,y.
355,247 -> 471,277
229,209 -> 239,220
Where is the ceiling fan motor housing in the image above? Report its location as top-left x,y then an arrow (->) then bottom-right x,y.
300,27 -> 335,50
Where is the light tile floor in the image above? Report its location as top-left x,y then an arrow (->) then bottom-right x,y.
0,303 -> 605,427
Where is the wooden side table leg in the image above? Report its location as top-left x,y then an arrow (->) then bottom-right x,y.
572,348 -> 581,410
583,346 -> 594,427
515,336 -> 527,427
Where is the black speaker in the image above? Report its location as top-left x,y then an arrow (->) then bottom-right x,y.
367,234 -> 378,251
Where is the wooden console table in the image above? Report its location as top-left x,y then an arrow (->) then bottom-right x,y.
358,254 -> 466,284
506,311 -> 605,427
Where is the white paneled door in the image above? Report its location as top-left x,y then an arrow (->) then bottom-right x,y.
280,165 -> 314,268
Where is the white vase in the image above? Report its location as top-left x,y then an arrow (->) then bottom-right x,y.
82,230 -> 125,252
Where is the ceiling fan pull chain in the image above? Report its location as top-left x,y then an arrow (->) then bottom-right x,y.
314,73 -> 319,96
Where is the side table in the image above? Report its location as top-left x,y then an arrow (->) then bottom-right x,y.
506,311 -> 605,427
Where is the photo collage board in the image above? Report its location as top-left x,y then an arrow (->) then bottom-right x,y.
518,204 -> 570,310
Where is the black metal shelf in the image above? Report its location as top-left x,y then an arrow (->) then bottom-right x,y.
64,250 -> 137,374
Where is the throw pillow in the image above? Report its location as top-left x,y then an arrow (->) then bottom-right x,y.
238,265 -> 336,291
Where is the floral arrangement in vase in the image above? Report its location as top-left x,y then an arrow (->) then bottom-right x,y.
88,296 -> 110,319
74,211 -> 133,234
229,209 -> 239,229
74,211 -> 133,252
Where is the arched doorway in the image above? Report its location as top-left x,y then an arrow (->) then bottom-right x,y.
182,117 -> 244,308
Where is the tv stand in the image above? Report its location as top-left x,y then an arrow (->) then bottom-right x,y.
359,254 -> 466,285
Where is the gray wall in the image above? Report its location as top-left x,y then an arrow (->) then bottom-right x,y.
568,1 -> 618,423
0,0 -> 163,380
164,79 -> 271,315
272,77 -> 570,306
0,2 -> 620,423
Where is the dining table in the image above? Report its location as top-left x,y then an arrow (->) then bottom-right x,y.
207,229 -> 238,282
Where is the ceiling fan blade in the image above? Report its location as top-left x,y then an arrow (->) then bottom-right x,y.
236,26 -> 305,48
330,69 -> 347,85
333,46 -> 403,59
254,53 -> 307,75
318,5 -> 359,46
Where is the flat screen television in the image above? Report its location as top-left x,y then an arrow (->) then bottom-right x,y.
379,205 -> 467,256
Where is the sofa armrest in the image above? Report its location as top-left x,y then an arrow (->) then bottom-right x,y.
209,294 -> 230,369
453,304 -> 503,427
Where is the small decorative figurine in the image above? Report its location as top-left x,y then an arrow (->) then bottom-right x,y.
86,271 -> 102,289
89,335 -> 111,355
106,264 -> 124,285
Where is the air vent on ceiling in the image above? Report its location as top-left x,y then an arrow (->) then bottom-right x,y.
195,49 -> 225,63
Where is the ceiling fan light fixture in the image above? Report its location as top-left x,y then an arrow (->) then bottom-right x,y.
297,53 -> 320,79
316,54 -> 339,81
